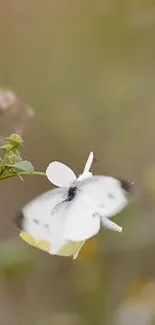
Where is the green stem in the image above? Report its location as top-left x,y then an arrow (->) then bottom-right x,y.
0,171 -> 46,180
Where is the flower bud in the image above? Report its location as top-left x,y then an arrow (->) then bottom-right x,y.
1,144 -> 13,152
8,134 -> 24,146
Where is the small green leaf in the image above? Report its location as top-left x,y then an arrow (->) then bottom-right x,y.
10,160 -> 34,172
13,160 -> 34,172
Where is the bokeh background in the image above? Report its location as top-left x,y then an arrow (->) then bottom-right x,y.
0,1 -> 155,324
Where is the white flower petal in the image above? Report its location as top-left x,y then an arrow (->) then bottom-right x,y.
83,151 -> 94,174
77,152 -> 94,181
77,171 -> 92,182
46,161 -> 77,187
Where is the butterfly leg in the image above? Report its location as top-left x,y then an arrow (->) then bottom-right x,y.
100,215 -> 122,233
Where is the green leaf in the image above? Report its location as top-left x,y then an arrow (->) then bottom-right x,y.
13,160 -> 34,172
8,160 -> 34,172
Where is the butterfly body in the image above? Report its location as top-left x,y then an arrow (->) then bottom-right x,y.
67,186 -> 77,201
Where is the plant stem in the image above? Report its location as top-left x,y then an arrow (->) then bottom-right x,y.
0,171 -> 46,180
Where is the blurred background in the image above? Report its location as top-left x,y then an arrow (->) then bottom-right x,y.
0,0 -> 155,324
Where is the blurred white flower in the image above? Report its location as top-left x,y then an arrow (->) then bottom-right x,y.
0,89 -> 17,111
0,88 -> 35,143
115,280 -> 155,325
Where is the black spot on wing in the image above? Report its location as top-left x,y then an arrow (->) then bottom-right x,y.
32,218 -> 39,225
44,223 -> 50,233
14,210 -> 24,230
118,179 -> 133,193
108,192 -> 115,199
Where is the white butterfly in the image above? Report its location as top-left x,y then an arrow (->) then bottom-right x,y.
15,152 -> 134,259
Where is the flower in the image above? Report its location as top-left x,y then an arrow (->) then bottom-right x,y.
46,151 -> 94,187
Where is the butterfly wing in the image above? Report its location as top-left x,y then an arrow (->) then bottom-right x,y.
20,232 -> 51,253
58,240 -> 85,258
78,176 -> 129,217
20,231 -> 84,258
15,187 -> 85,256
62,193 -> 101,242
15,188 -> 67,242
63,176 -> 130,242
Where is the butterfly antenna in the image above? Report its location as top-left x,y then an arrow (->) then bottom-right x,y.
93,156 -> 98,165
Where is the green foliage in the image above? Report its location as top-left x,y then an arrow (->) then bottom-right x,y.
6,161 -> 34,173
0,134 -> 45,180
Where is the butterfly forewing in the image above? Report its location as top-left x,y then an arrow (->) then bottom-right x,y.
77,176 -> 129,218
18,188 -> 67,242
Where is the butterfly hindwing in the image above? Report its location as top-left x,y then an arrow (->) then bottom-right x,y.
15,188 -> 67,242
20,231 -> 84,258
63,192 -> 101,242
